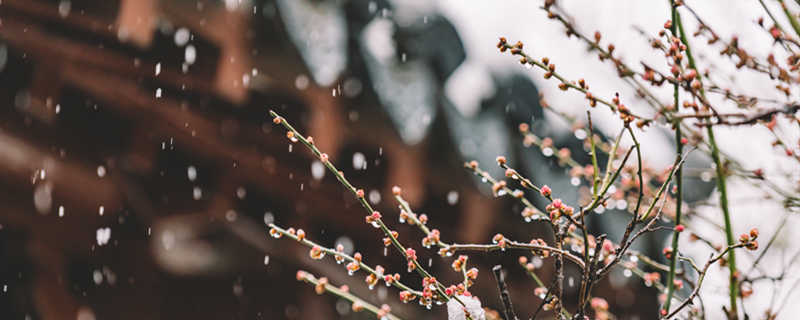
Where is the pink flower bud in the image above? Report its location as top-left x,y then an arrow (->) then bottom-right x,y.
540,185 -> 552,197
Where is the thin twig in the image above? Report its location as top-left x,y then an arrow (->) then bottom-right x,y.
492,265 -> 520,320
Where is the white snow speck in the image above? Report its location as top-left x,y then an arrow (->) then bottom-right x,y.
192,187 -> 202,200
447,191 -> 459,205
187,166 -> 197,181
174,28 -> 190,46
311,161 -> 325,180
96,227 -> 111,246
184,45 -> 197,65
263,212 -> 274,225
368,189 -> 381,205
58,0 -> 71,18
352,152 -> 366,170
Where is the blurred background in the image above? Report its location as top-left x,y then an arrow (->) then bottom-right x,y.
0,0 -> 797,319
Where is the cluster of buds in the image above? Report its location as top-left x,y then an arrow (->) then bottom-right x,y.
492,233 -> 507,250
269,227 -> 282,238
497,37 -> 508,51
309,245 -> 325,260
598,239 -> 617,265
451,255 -> 468,272
438,247 -> 455,257
398,210 -> 411,224
577,78 -> 588,90
601,239 -> 615,255
681,68 -> 698,83
540,185 -> 552,197
673,279 -> 684,290
542,296 -> 560,311
585,90 -> 598,107
545,198 -> 574,221
591,297 -> 611,320
365,265 -> 384,289
520,207 -> 540,222
364,211 -> 382,228
446,283 -> 471,297
405,248 -> 418,272
491,180 -> 507,196
663,246 -> 674,259
641,65 -> 660,85
544,61 -> 556,80
611,93 -> 635,123
383,230 -> 399,247
663,27 -> 686,61
335,244 -> 346,264
591,297 -> 609,311
465,268 -> 479,282
383,273 -> 400,287
534,286 -> 548,299
567,223 -> 578,235
421,229 -> 440,248
296,229 -> 306,241
346,252 -> 362,275
422,276 -> 437,290
398,209 -> 428,226
420,277 -> 440,308
643,272 -> 661,287
314,277 -> 328,295
497,38 -> 525,55
739,228 -> 760,250
518,256 -> 540,272
546,199 -> 563,220
556,147 -> 572,165
681,99 -> 700,112
399,290 -> 416,303
376,304 -> 391,319
586,235 -> 597,251
505,168 -> 518,178
600,239 -> 620,265
522,132 -> 540,148
529,238 -> 551,257
786,54 -> 800,72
